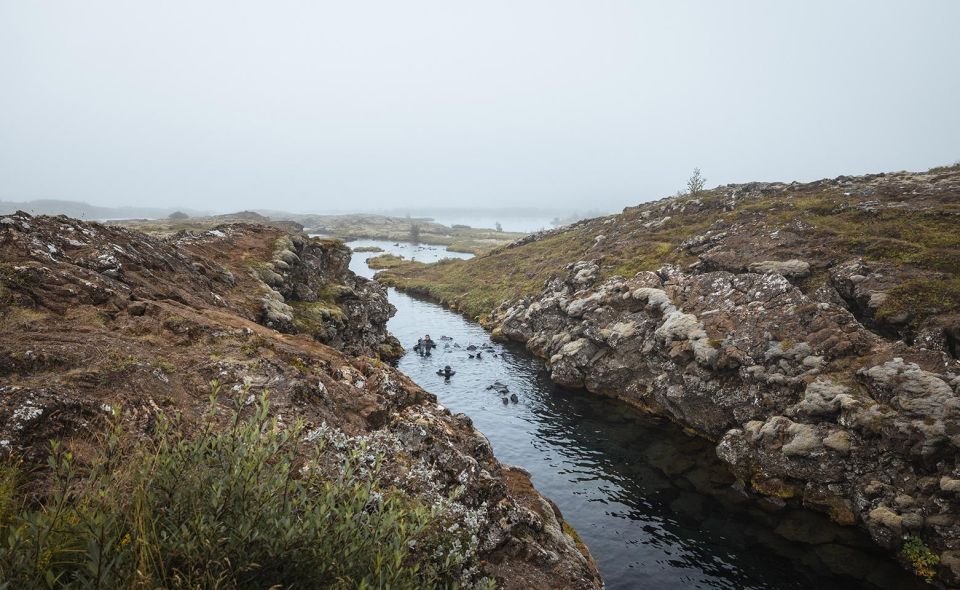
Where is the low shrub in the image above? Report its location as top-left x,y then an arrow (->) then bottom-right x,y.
0,394 -> 483,589
901,535 -> 940,582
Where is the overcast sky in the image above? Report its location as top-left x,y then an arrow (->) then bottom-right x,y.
1,1 -> 958,214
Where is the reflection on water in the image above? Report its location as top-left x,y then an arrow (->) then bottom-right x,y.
340,238 -> 923,590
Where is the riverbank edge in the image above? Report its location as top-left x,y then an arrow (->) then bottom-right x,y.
0,214 -> 604,590
377,270 -> 954,587
323,230 -> 527,255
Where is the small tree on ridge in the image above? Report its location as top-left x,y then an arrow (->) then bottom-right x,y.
686,167 -> 706,197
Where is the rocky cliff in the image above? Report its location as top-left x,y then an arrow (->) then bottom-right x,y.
0,212 -> 601,589
379,165 -> 960,585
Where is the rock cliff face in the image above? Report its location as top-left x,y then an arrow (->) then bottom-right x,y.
493,258 -> 960,584
169,223 -> 402,360
379,165 -> 960,584
0,212 -> 601,589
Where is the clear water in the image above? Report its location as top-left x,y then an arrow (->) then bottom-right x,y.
342,238 -> 923,590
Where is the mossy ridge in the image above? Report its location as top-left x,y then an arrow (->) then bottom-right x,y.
377,199 -> 723,321
379,173 -> 960,327
290,300 -> 346,334
876,277 -> 960,326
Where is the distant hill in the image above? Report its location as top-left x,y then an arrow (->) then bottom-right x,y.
0,199 -> 208,220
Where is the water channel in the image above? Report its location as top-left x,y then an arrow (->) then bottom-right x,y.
342,238 -> 921,590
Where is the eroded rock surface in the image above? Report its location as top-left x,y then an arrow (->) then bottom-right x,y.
0,212 -> 600,589
493,259 -> 960,584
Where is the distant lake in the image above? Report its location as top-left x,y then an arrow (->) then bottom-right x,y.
426,215 -> 555,233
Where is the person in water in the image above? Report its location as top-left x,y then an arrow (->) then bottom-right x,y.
437,365 -> 455,379
423,334 -> 436,349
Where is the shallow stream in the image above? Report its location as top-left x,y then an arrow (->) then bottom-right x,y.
344,239 -> 922,590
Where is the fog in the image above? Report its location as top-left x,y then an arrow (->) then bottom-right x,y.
1,1 -> 958,215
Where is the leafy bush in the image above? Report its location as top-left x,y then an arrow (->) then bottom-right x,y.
901,535 -> 940,582
0,394 -> 484,589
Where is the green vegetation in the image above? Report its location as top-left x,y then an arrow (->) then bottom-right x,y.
0,264 -> 29,311
561,521 -> 590,562
928,161 -> 959,174
445,238 -> 517,255
297,214 -> 526,254
287,282 -> 351,336
351,245 -> 384,253
366,253 -> 408,270
901,536 -> 940,582
877,277 -> 960,325
0,395 -> 483,589
291,300 -> 346,333
377,210 -> 709,322
685,167 -> 706,197
380,179 -> 960,329
152,360 -> 177,374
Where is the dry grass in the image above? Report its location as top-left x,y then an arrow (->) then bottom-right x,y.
378,173 -> 960,329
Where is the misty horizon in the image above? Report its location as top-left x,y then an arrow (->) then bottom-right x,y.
2,1 -> 958,214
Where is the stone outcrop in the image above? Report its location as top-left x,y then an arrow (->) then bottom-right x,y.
492,258 -> 960,584
169,223 -> 402,360
0,212 -> 600,589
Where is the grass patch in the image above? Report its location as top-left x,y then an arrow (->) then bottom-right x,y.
876,276 -> 960,324
928,161 -> 960,174
365,253 -> 407,270
381,181 -> 960,328
290,300 -> 346,334
378,207 -> 715,321
0,395 -> 484,589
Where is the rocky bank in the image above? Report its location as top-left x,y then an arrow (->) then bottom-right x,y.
0,212 -> 601,589
382,166 -> 960,585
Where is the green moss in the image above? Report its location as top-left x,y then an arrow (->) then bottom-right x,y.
153,360 -> 177,374
750,475 -> 799,499
240,334 -> 267,356
290,300 -> 345,336
274,234 -> 294,252
876,277 -> 960,324
104,351 -> 141,373
562,520 -> 591,561
290,356 -> 309,373
928,162 -> 960,174
378,340 -> 405,360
